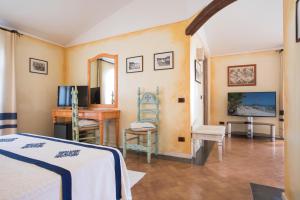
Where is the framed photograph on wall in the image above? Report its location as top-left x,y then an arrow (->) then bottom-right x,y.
29,58 -> 48,75
195,60 -> 202,84
297,0 -> 300,42
126,56 -> 143,73
154,51 -> 174,70
228,64 -> 256,87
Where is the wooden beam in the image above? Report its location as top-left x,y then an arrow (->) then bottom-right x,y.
186,0 -> 237,36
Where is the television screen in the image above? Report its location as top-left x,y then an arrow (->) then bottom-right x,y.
228,92 -> 276,117
90,87 -> 101,104
77,86 -> 88,107
57,86 -> 72,107
57,86 -> 88,107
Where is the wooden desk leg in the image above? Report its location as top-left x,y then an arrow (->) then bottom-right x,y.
115,118 -> 120,148
99,120 -> 104,145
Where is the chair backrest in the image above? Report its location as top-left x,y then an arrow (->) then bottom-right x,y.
137,87 -> 159,125
71,86 -> 79,141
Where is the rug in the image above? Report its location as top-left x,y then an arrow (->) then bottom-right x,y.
128,170 -> 145,188
250,183 -> 284,200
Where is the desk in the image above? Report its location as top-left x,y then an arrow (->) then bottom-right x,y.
52,108 -> 120,147
192,125 -> 226,161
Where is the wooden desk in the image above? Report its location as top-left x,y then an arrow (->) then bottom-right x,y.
52,108 -> 120,147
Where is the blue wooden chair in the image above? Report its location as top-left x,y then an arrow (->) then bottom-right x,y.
123,87 -> 159,163
71,86 -> 98,144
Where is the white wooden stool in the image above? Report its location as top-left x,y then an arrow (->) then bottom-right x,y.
192,125 -> 226,161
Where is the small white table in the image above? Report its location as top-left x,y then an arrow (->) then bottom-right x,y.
192,125 -> 226,161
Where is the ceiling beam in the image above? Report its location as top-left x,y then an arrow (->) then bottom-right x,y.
185,0 -> 237,36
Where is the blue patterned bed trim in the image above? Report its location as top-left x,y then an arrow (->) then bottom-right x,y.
21,142 -> 46,149
17,133 -> 122,200
55,150 -> 81,158
0,149 -> 71,200
0,138 -> 18,142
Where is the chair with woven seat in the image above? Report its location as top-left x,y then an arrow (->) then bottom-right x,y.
123,87 -> 159,163
71,86 -> 98,144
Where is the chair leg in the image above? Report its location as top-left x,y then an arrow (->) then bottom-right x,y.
147,130 -> 151,163
122,130 -> 127,159
155,131 -> 158,156
137,135 -> 140,145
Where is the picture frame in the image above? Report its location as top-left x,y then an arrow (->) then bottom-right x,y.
228,64 -> 256,87
154,51 -> 174,71
126,56 -> 143,73
29,58 -> 48,75
297,0 -> 300,42
194,60 -> 202,84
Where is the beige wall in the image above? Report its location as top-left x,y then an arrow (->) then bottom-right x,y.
210,51 -> 281,135
283,0 -> 300,199
15,36 -> 64,136
65,21 -> 191,156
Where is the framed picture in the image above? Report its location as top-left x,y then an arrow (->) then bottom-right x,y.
297,0 -> 300,42
29,58 -> 48,75
154,51 -> 174,70
228,64 -> 256,87
126,56 -> 143,73
195,60 -> 202,84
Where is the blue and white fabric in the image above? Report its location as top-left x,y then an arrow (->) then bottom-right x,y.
0,30 -> 17,135
0,133 -> 132,200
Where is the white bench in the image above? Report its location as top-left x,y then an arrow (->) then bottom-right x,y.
192,125 -> 226,161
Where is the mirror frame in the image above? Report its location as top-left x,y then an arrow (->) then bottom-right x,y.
88,53 -> 118,108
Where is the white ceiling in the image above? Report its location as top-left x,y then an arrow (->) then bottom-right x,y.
0,0 -> 133,45
69,0 -> 211,46
0,0 -> 210,46
201,0 -> 283,56
0,0 -> 283,56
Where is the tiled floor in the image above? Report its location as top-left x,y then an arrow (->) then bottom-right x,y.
125,137 -> 284,200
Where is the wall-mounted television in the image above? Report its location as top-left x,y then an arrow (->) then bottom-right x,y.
228,92 -> 276,117
57,86 -> 88,107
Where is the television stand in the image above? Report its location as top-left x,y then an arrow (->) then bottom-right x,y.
227,118 -> 276,142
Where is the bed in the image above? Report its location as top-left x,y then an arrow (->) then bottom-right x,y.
0,133 -> 132,200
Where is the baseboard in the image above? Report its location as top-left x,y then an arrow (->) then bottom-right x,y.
159,152 -> 192,159
282,192 -> 288,200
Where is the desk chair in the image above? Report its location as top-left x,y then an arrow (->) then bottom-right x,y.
71,87 -> 98,144
123,87 -> 159,163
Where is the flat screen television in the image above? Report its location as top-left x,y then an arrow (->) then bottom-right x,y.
57,86 -> 88,107
228,92 -> 276,117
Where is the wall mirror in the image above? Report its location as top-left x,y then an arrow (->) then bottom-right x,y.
88,53 -> 118,108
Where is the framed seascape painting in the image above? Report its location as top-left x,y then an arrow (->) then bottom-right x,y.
154,51 -> 174,70
228,64 -> 256,87
29,58 -> 48,75
297,0 -> 300,42
126,56 -> 143,73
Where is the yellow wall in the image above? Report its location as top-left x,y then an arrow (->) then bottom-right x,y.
15,36 -> 64,136
210,51 -> 281,135
283,0 -> 300,199
65,21 -> 191,156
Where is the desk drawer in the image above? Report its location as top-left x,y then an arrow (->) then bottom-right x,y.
80,112 -> 97,119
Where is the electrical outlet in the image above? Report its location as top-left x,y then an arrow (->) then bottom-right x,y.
178,98 -> 185,103
178,137 -> 185,142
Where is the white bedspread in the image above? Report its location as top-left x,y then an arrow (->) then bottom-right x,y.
0,133 -> 132,200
